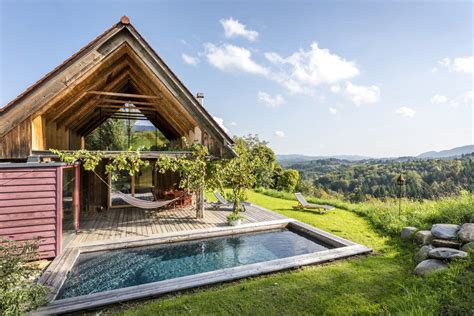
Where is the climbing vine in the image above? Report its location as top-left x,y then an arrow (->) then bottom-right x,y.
50,149 -> 149,181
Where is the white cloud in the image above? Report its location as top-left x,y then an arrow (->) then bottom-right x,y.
330,85 -> 341,93
212,116 -> 228,133
438,58 -> 451,67
396,106 -> 416,118
181,53 -> 199,66
274,130 -> 285,138
431,67 -> 438,73
180,39 -> 187,45
463,90 -> 474,104
438,56 -> 474,73
257,91 -> 285,108
344,82 -> 380,105
265,42 -> 360,93
430,94 -> 448,104
449,100 -> 460,108
230,121 -> 237,126
204,43 -> 269,75
329,107 -> 338,115
220,18 -> 258,41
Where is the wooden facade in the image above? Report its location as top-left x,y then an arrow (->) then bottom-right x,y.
0,17 -> 235,258
0,165 -> 80,258
0,17 -> 234,160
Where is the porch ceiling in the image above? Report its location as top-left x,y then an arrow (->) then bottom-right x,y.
39,43 -> 198,140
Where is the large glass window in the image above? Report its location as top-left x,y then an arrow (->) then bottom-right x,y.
134,165 -> 154,201
109,165 -> 155,207
62,167 -> 77,246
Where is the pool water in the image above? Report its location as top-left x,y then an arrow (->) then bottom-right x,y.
57,229 -> 332,299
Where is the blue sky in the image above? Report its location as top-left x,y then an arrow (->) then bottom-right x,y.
1,0 -> 472,157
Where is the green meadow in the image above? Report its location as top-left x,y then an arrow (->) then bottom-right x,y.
110,191 -> 473,315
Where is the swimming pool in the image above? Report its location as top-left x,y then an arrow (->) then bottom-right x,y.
58,229 -> 332,299
37,220 -> 371,314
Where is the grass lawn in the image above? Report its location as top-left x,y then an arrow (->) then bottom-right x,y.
107,191 -> 472,315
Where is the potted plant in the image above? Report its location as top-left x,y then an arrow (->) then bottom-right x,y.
227,211 -> 244,226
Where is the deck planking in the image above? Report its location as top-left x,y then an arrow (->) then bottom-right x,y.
68,203 -> 286,248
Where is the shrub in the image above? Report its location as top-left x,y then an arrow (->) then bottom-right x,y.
0,238 -> 48,315
277,169 -> 300,193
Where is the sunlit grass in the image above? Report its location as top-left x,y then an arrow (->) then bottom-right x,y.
106,191 -> 472,315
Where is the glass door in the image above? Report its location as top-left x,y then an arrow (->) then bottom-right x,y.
109,164 -> 155,207
62,167 -> 77,246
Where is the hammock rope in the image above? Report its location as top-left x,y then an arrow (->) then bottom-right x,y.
91,169 -> 184,209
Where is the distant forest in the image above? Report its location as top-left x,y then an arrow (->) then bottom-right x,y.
289,155 -> 473,201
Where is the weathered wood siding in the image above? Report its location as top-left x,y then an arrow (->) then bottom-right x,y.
0,167 -> 60,258
0,119 -> 32,159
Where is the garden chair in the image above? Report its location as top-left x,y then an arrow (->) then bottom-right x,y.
293,192 -> 335,212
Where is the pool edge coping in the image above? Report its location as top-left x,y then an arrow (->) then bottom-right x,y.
34,219 -> 372,315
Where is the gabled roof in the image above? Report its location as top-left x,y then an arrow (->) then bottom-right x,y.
0,16 -> 233,154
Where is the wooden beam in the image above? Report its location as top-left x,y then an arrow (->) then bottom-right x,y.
87,91 -> 161,99
63,71 -> 131,129
98,98 -> 158,106
42,54 -> 131,122
54,66 -> 132,126
95,104 -> 159,112
31,115 -> 46,151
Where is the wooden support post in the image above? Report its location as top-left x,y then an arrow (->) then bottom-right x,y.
56,167 -> 63,256
74,165 -> 81,230
196,186 -> 204,219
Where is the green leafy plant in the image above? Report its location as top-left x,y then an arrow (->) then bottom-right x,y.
222,137 -> 261,222
226,212 -> 244,222
0,238 -> 48,315
104,150 -> 150,180
50,148 -> 149,181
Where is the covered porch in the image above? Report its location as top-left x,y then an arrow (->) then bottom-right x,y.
67,203 -> 287,248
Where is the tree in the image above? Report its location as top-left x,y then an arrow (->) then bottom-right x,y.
242,135 -> 277,188
277,169 -> 300,192
224,137 -> 259,214
85,118 -> 128,150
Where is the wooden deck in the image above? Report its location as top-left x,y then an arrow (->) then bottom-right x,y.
67,204 -> 286,248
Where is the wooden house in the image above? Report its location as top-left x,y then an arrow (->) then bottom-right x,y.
0,17 -> 234,258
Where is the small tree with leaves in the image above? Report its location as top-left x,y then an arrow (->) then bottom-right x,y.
223,137 -> 260,220
0,238 -> 48,315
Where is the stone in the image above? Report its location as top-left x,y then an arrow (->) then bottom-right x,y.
401,227 -> 418,240
428,247 -> 468,260
414,259 -> 448,276
458,223 -> 474,242
431,224 -> 460,240
432,239 -> 461,249
461,242 -> 474,252
414,245 -> 433,263
415,230 -> 434,245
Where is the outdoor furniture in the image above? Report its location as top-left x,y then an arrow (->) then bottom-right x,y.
211,192 -> 251,210
212,192 -> 233,209
293,192 -> 335,212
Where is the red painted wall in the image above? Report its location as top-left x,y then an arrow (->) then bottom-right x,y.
0,167 -> 61,258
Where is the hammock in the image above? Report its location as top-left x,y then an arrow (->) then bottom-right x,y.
115,191 -> 184,209
90,170 -> 186,210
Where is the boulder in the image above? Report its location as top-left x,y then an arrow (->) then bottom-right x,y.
461,242 -> 474,252
401,227 -> 418,240
414,245 -> 433,263
458,223 -> 474,242
432,239 -> 461,249
415,230 -> 434,245
431,224 -> 460,240
428,247 -> 468,260
414,259 -> 448,276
